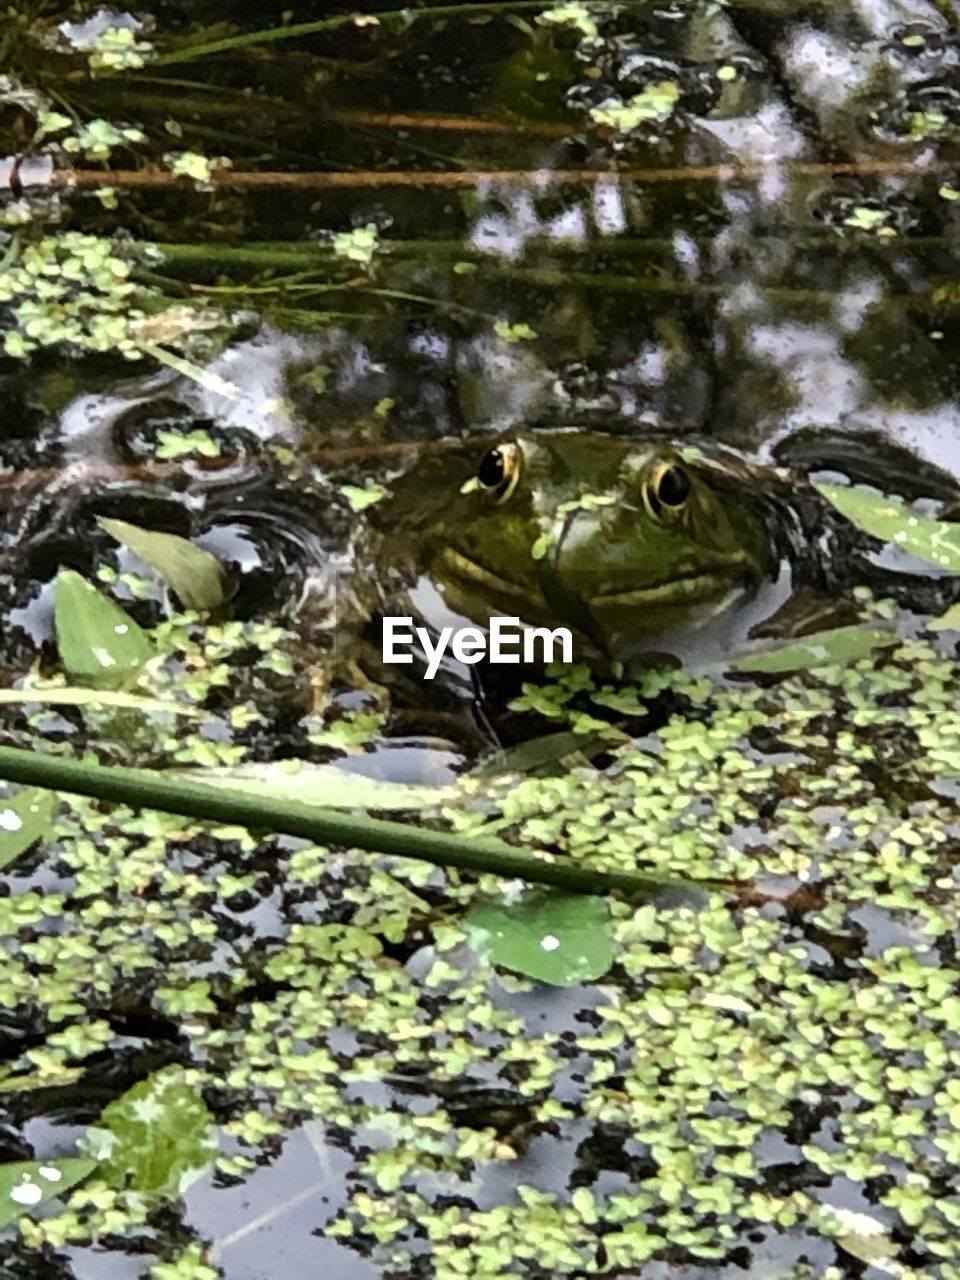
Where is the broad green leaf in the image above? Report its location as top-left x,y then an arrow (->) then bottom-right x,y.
0,788 -> 57,872
54,568 -> 155,685
465,888 -> 615,986
167,761 -> 456,811
80,1066 -> 216,1198
98,517 -> 228,611
731,625 -> 898,675
817,482 -> 960,571
0,1158 -> 96,1227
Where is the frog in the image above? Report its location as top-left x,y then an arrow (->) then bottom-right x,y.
311,423 -> 960,715
355,429 -> 779,669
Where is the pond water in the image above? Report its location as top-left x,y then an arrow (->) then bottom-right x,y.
3,2 -> 960,1278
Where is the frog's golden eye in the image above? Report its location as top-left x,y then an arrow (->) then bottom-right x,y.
477,442 -> 521,503
643,461 -> 691,524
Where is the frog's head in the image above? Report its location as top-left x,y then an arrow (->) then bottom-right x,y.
413,431 -> 774,660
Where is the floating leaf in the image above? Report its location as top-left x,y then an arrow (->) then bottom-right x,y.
820,1206 -> 902,1271
80,1066 -> 216,1198
817,482 -> 960,571
731,625 -> 898,675
54,569 -> 155,685
929,602 -> 960,631
0,1158 -> 96,1227
471,728 -> 621,779
168,761 -> 457,811
465,888 -> 615,985
98,517 -> 227,611
0,787 -> 57,872
0,1068 -> 85,1095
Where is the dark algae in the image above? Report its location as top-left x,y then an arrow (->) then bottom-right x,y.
3,2 -> 960,1278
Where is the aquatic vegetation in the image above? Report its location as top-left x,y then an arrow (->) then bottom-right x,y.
54,567 -> 156,683
5,0 -> 960,1274
2,595 -> 960,1271
0,233 -> 152,358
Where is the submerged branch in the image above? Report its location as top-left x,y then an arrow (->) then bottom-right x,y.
328,108 -> 571,137
42,157 -> 944,193
0,745 -> 714,899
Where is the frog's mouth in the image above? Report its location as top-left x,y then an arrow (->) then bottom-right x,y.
435,547 -> 755,619
433,548 -> 555,622
586,567 -> 751,610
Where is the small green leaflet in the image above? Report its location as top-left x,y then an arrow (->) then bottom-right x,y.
817,482 -> 960,571
0,1158 -> 96,1227
54,569 -> 154,685
98,517 -> 228,611
465,888 -> 615,986
339,482 -> 389,512
0,788 -> 57,872
731,624 -> 898,675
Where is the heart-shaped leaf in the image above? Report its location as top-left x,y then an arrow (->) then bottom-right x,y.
80,1066 -> 217,1199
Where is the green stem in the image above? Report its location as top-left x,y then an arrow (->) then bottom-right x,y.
151,234 -> 957,275
148,2 -> 646,66
0,745 -> 711,899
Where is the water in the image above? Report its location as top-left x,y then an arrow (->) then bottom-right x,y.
3,2 -> 960,1277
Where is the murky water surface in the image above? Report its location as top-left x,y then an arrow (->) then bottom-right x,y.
3,2 -> 960,1277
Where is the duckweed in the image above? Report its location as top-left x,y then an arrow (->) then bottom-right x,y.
1,603 -> 959,1274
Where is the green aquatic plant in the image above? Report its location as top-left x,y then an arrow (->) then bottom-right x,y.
0,1160 -> 96,1229
0,234 -> 153,359
97,518 -> 229,612
88,24 -> 155,73
0,788 -> 56,872
54,568 -> 156,684
0,744 -> 704,899
2,622 -> 960,1270
590,80 -> 681,131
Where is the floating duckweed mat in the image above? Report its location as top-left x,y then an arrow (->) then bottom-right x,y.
2,617 -> 959,1276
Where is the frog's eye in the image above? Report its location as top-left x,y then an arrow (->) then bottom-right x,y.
477,442 -> 521,503
643,461 -> 690,524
